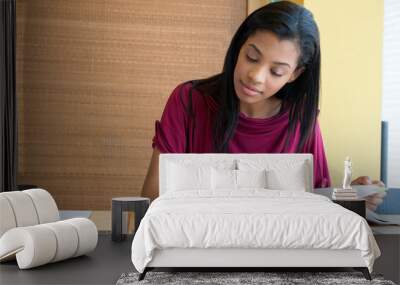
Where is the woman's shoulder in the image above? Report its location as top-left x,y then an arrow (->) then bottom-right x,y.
167,81 -> 218,113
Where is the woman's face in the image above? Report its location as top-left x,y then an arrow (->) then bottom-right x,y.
233,30 -> 304,105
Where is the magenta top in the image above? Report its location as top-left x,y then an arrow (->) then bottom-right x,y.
152,82 -> 331,188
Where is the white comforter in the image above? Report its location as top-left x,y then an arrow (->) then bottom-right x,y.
131,190 -> 380,273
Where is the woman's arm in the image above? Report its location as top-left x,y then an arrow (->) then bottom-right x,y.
141,148 -> 161,202
351,176 -> 386,211
142,83 -> 194,201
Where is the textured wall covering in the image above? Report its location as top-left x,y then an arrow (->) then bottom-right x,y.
16,0 -> 246,209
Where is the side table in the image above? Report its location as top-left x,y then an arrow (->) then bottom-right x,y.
332,199 -> 366,218
112,197 -> 150,242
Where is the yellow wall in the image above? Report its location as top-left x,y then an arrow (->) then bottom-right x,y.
305,0 -> 383,186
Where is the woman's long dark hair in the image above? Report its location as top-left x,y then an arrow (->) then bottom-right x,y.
186,1 -> 321,153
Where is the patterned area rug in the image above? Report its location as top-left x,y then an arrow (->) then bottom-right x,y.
116,271 -> 396,285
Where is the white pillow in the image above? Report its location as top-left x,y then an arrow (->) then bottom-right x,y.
237,169 -> 268,188
266,161 -> 307,191
211,168 -> 268,190
237,159 -> 309,191
211,168 -> 237,190
167,162 -> 211,191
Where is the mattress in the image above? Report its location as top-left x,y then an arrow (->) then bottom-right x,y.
131,189 -> 381,273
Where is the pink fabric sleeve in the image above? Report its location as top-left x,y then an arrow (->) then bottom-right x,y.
306,120 -> 332,188
152,83 -> 190,153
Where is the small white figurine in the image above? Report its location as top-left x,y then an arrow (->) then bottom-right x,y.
342,156 -> 352,190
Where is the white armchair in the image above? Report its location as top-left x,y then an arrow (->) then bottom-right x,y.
0,188 -> 98,269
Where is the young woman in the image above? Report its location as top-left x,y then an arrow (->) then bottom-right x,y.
141,1 -> 385,210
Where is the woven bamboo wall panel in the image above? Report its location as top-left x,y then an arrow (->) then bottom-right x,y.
16,0 -> 246,209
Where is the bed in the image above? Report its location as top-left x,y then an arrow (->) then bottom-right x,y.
131,154 -> 381,281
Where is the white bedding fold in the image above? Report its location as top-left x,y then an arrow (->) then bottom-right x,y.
131,190 -> 380,273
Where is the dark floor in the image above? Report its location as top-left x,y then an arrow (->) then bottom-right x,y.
0,234 -> 134,285
0,235 -> 362,285
1,233 -> 396,285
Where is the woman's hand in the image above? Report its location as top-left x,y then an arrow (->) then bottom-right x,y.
351,176 -> 387,211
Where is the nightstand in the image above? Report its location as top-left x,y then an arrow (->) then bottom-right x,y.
313,188 -> 367,218
332,199 -> 366,218
111,197 -> 150,242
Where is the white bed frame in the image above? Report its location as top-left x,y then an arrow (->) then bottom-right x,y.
139,154 -> 371,280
